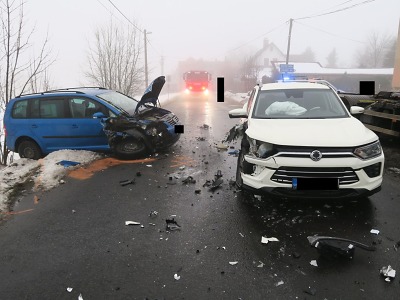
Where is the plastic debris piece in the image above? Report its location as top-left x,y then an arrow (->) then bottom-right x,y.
195,189 -> 201,194
239,233 -> 245,238
380,265 -> 396,282
229,261 -> 238,265
60,179 -> 65,184
257,261 -> 264,268
275,281 -> 284,287
78,294 -> 84,300
261,236 -> 279,244
196,137 -> 206,141
310,260 -> 318,267
209,178 -> 223,191
140,225 -> 144,228
125,221 -> 141,226
370,229 -> 380,235
179,165 -> 186,170
149,223 -> 156,226
166,218 -> 181,231
307,235 -> 375,258
228,149 -> 239,156
292,252 -> 301,259
174,274 -> 181,280
182,176 -> 196,184
67,287 -> 73,292
216,143 -> 229,150
304,287 -> 317,296
119,179 -> 135,186
200,124 -> 210,129
146,165 -> 152,167
57,160 -> 81,168
149,210 -> 158,217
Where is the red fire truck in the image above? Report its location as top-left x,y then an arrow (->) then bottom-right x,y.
183,71 -> 211,95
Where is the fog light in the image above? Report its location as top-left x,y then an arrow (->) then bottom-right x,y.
363,162 -> 381,178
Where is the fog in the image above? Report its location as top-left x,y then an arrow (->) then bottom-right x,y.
26,0 -> 399,89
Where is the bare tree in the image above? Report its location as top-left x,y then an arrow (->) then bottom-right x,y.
355,31 -> 393,68
0,0 -> 53,165
85,20 -> 144,97
326,48 -> 338,68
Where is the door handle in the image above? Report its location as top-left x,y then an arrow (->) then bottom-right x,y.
72,124 -> 78,128
31,124 -> 38,128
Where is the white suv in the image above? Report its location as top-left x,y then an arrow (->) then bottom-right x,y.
229,82 -> 384,199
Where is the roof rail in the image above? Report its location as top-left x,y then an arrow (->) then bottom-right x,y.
15,87 -> 108,98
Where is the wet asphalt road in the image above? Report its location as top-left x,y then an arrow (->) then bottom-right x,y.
1,93 -> 400,299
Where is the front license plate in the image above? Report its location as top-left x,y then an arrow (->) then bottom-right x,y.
293,178 -> 339,190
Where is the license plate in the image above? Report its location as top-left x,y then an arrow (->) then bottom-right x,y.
292,177 -> 339,190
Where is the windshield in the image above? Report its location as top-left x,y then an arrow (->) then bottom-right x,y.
185,72 -> 209,82
96,91 -> 138,116
252,89 -> 349,119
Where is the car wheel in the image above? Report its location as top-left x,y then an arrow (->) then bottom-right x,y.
114,137 -> 147,159
18,140 -> 42,160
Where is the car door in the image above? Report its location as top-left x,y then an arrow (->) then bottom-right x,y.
66,97 -> 109,150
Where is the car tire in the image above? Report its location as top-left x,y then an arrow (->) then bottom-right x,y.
18,140 -> 42,160
114,137 -> 147,159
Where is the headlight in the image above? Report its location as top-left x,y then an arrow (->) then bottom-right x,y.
249,138 -> 275,158
354,141 -> 382,160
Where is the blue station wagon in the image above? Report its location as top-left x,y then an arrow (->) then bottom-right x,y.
4,78 -> 180,159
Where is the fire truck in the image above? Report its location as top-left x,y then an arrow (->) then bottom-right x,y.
183,71 -> 211,95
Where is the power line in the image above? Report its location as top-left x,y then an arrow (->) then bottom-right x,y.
224,21 -> 288,54
106,0 -> 143,33
294,20 -> 366,44
295,0 -> 376,20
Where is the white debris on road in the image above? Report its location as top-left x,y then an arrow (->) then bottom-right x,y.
229,261 -> 239,265
310,260 -> 318,267
125,221 -> 141,226
261,236 -> 279,244
370,229 -> 380,235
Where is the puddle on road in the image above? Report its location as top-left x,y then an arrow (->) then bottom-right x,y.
68,157 -> 157,180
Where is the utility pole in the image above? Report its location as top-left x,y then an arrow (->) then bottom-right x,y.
144,29 -> 152,87
285,18 -> 294,65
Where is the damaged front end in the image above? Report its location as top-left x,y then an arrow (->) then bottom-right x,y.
103,108 -> 180,159
101,76 -> 180,159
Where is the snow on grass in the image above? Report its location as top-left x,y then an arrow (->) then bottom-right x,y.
0,150 -> 102,212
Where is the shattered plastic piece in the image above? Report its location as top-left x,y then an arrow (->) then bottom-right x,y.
56,160 -> 80,168
140,225 -> 144,228
370,229 -> 380,235
119,179 -> 135,186
304,287 -> 317,296
307,235 -> 375,259
200,124 -> 210,129
228,149 -> 239,156
195,189 -> 201,194
78,294 -> 84,300
310,260 -> 318,267
60,179 -> 65,184
239,233 -> 245,238
166,218 -> 181,231
149,210 -> 158,217
216,143 -> 229,150
209,178 -> 223,191
229,261 -> 238,265
146,165 -> 152,167
179,165 -> 186,170
125,221 -> 141,226
182,176 -> 196,184
257,262 -> 264,268
261,236 -> 279,244
174,274 -> 181,280
380,265 -> 396,281
196,137 -> 206,141
67,287 -> 73,292
275,281 -> 284,287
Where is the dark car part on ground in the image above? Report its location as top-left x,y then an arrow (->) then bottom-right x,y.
307,236 -> 375,259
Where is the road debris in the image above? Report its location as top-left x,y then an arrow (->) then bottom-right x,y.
304,286 -> 317,296
307,235 -> 375,259
200,124 -> 210,129
195,189 -> 201,194
229,261 -> 238,265
119,179 -> 135,186
66,287 -> 73,292
78,294 -> 84,300
370,229 -> 380,235
174,274 -> 181,280
261,236 -> 279,244
215,143 -> 229,150
275,280 -> 284,287
310,260 -> 318,267
166,218 -> 181,231
208,170 -> 224,191
380,265 -> 396,282
125,221 -> 141,226
257,261 -> 264,268
228,149 -> 239,156
149,210 -> 158,217
292,252 -> 301,259
225,124 -> 244,143
179,165 -> 186,170
136,172 -> 142,177
239,233 -> 245,238
56,160 -> 81,168
146,165 -> 152,167
388,167 -> 400,174
196,137 -> 206,141
182,176 -> 196,184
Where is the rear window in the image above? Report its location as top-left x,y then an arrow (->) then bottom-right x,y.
11,100 -> 28,118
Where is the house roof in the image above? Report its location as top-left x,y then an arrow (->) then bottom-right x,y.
272,62 -> 394,76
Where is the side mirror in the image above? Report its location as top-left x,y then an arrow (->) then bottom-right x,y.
93,112 -> 106,119
350,106 -> 364,115
229,108 -> 248,118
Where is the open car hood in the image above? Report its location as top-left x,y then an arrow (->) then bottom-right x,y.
135,76 -> 165,113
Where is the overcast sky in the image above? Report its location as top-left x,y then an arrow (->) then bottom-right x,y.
26,0 -> 399,88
